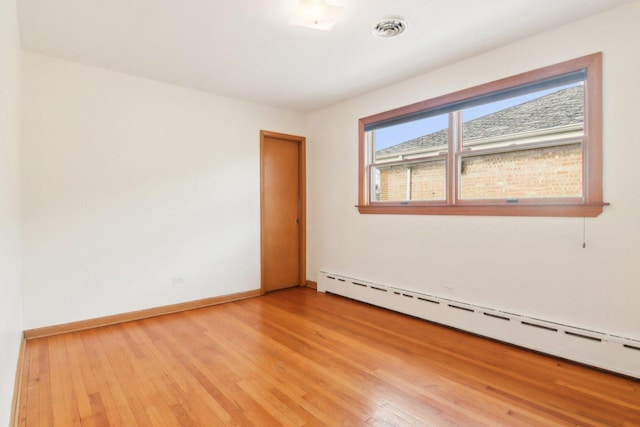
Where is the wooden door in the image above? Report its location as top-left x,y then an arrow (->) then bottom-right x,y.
260,131 -> 306,293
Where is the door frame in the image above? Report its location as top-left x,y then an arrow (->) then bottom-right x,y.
260,130 -> 306,294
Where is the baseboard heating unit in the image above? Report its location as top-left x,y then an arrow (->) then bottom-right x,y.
317,271 -> 640,379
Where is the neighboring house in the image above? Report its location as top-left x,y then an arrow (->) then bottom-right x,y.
375,86 -> 584,201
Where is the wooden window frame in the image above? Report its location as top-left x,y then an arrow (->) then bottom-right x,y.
357,53 -> 606,217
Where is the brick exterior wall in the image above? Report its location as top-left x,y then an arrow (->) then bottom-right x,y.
379,161 -> 446,201
377,144 -> 582,201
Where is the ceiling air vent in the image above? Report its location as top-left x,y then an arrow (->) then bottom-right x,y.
372,18 -> 407,38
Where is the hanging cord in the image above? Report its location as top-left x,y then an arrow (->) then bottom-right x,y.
582,217 -> 587,248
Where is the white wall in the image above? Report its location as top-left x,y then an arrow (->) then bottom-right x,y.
0,0 -> 23,424
21,53 -> 305,329
307,1 -> 640,342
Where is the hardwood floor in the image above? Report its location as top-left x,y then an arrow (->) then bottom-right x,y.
17,288 -> 640,426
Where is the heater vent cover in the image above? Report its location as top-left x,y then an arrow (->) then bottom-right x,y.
372,18 -> 407,37
317,271 -> 640,379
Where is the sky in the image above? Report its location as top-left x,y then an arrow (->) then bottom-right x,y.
374,82 -> 581,150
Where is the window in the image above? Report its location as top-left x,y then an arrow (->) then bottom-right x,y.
358,53 -> 605,217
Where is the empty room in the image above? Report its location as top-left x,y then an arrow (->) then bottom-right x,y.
2,0 -> 640,425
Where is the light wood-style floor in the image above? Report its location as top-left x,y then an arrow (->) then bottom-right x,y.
17,287 -> 640,426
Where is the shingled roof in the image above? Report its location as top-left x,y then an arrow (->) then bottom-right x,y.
376,85 -> 584,157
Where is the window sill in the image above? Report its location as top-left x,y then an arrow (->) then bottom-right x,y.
356,202 -> 608,217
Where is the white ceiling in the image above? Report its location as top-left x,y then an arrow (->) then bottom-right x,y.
17,0 -> 634,112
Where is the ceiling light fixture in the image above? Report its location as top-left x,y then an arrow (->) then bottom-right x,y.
372,18 -> 408,38
290,0 -> 344,31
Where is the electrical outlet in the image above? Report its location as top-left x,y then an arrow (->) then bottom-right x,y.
171,277 -> 185,286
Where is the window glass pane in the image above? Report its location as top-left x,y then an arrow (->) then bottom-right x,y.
359,54 -> 602,215
372,114 -> 448,163
462,83 -> 584,149
459,144 -> 583,200
373,160 -> 446,202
